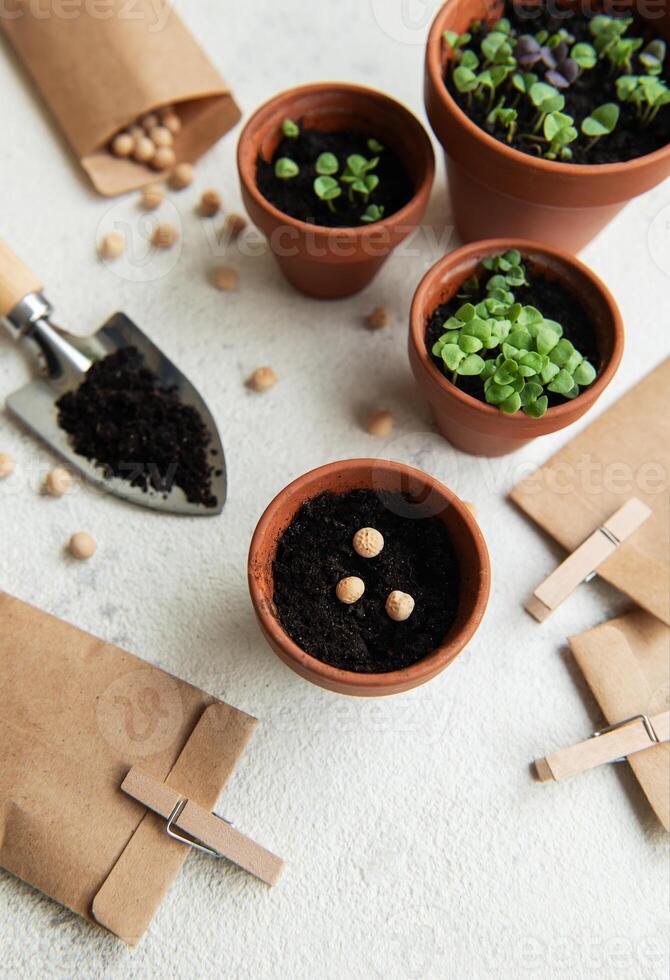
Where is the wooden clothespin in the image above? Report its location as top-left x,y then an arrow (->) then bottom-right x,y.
525,498 -> 652,622
122,767 -> 285,886
534,711 -> 669,783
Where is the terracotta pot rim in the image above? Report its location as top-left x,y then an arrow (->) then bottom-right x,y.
427,1 -> 670,179
248,458 -> 491,692
410,238 -> 625,426
237,81 -> 436,239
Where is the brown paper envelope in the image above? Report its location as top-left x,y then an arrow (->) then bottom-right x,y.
510,359 -> 670,624
569,610 -> 670,830
1,0 -> 241,195
0,592 -> 258,944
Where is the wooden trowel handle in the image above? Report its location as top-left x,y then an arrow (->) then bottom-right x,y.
0,240 -> 43,320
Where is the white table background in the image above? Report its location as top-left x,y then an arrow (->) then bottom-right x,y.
0,2 -> 669,978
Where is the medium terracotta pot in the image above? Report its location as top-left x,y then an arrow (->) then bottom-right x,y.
237,83 -> 435,299
409,239 -> 624,456
425,0 -> 670,252
248,459 -> 490,697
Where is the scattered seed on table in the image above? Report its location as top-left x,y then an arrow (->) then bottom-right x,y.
111,132 -> 134,158
366,307 -> 389,330
366,410 -> 394,437
152,223 -> 179,249
45,467 -> 72,497
199,189 -> 222,217
224,212 -> 247,239
69,532 -> 96,561
336,576 -> 365,604
247,367 -> 277,392
151,146 -> 176,171
386,590 -> 415,622
141,112 -> 160,132
99,232 -> 125,260
353,526 -> 384,558
212,266 -> 238,291
140,184 -> 164,210
133,135 -> 156,164
0,453 -> 16,479
170,163 -> 194,190
150,126 -> 173,148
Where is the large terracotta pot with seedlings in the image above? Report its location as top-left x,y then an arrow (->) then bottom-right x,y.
409,239 -> 624,457
425,0 -> 670,251
248,459 -> 490,697
237,83 -> 435,299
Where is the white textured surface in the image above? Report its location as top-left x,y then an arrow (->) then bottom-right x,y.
0,2 -> 669,978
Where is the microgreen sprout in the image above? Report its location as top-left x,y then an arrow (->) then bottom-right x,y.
431,251 -> 597,418
361,204 -> 385,223
315,152 -> 339,176
313,176 -> 342,212
275,157 -> 299,179
282,118 -> 300,139
581,103 -> 620,149
367,138 -> 384,153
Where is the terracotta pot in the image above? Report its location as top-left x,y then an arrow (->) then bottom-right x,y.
237,83 -> 435,299
425,0 -> 670,252
248,459 -> 490,697
409,239 -> 624,456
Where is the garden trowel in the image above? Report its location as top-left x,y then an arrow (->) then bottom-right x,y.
0,240 -> 226,515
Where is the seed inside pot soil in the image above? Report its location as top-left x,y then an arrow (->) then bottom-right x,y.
55,346 -> 219,508
272,489 -> 460,673
257,127 -> 413,228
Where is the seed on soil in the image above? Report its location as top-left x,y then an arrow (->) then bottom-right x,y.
336,576 -> 365,604
365,410 -> 394,437
69,532 -> 96,561
45,467 -> 72,497
99,232 -> 125,260
170,163 -> 194,190
212,266 -> 238,291
224,212 -> 247,239
366,307 -> 389,330
386,590 -> 415,622
111,132 -> 134,158
200,189 -> 222,217
151,146 -> 176,171
152,223 -> 179,249
150,126 -> 173,148
353,526 -> 384,558
140,184 -> 164,210
247,367 -> 277,392
0,453 -> 16,479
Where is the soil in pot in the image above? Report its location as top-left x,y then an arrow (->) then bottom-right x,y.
56,346 -> 221,507
272,489 -> 460,673
425,249 -> 600,416
256,125 -> 414,228
444,0 -> 670,165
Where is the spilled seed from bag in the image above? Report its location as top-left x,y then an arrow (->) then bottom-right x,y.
99,232 -> 125,260
152,147 -> 176,171
45,467 -> 72,497
69,532 -> 96,561
200,190 -> 222,217
225,213 -> 247,239
152,224 -> 178,249
0,453 -> 15,479
366,307 -> 389,330
247,367 -> 277,392
141,184 -> 164,210
366,410 -> 394,437
170,163 -> 194,190
212,266 -> 238,291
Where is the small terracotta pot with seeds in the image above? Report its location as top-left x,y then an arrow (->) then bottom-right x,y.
248,458 -> 490,697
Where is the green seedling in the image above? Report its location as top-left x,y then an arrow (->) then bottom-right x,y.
361,204 -> 385,224
581,103 -> 620,149
275,157 -> 299,179
543,111 -> 578,160
367,138 -> 384,154
282,118 -> 300,139
313,176 -> 342,212
530,82 -> 565,132
315,152 -> 339,176
487,101 -> 518,142
571,42 -> 597,71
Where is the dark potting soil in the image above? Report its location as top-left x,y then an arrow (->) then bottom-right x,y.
425,262 -> 600,409
444,1 -> 670,165
56,347 -> 219,508
272,489 -> 461,673
256,127 -> 414,227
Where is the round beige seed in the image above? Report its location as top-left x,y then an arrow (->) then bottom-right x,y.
366,306 -> 389,330
128,125 -> 144,141
111,132 -> 134,158
199,189 -> 222,217
247,367 -> 277,392
140,184 -> 164,210
366,410 -> 394,438
150,125 -> 173,148
151,146 -> 176,171
0,453 -> 16,479
162,112 -> 181,135
385,591 -> 415,622
224,212 -> 247,239
336,576 -> 365,605
152,223 -> 179,249
169,162 -> 194,190
141,112 -> 160,132
45,467 -> 72,497
69,532 -> 96,561
212,266 -> 238,291
133,135 -> 156,163
353,527 -> 384,559
99,232 -> 125,260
